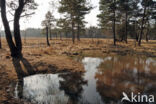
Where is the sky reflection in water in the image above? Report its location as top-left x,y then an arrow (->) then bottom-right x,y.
15,55 -> 156,104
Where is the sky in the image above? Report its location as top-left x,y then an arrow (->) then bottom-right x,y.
0,0 -> 100,30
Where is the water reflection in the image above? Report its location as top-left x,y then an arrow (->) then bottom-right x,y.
95,56 -> 156,103
16,74 -> 69,104
59,72 -> 87,104
15,55 -> 156,104
81,58 -> 104,104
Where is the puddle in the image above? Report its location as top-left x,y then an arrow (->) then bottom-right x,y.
15,56 -> 156,104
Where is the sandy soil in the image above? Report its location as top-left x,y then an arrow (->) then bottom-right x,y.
0,38 -> 156,103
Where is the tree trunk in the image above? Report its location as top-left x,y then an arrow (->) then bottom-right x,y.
46,26 -> 50,46
14,16 -> 22,56
113,19 -> 116,46
136,33 -> 139,42
146,25 -> 149,42
50,28 -> 52,40
146,31 -> 149,42
0,0 -> 18,57
13,0 -> 25,57
1,0 -> 26,57
77,24 -> 80,41
134,21 -> 139,42
71,14 -> 75,44
138,6 -> 147,46
113,0 -> 116,46
145,17 -> 150,42
72,20 -> 75,44
125,11 -> 128,43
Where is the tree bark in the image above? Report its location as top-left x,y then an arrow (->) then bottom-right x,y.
14,0 -> 25,56
46,26 -> 50,46
0,0 -> 18,57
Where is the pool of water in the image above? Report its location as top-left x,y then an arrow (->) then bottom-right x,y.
15,55 -> 156,104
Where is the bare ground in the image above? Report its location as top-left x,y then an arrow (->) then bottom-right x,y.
0,38 -> 156,103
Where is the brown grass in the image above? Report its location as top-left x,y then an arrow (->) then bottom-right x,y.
0,38 -> 156,103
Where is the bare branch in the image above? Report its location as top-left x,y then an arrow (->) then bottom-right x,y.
8,10 -> 14,16
8,12 -> 35,22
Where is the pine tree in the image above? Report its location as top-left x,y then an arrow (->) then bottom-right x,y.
58,0 -> 91,43
118,0 -> 139,43
41,11 -> 55,46
59,0 -> 76,43
98,0 -> 118,45
138,0 -> 154,46
74,0 -> 92,41
57,18 -> 71,38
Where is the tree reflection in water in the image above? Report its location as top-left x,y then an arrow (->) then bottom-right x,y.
14,56 -> 156,104
15,72 -> 87,104
95,56 -> 156,103
59,72 -> 87,104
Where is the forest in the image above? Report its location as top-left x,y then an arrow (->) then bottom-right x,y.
0,0 -> 156,104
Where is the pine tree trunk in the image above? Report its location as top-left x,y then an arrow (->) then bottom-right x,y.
50,28 -> 52,40
77,24 -> 80,41
134,21 -> 138,42
146,28 -> 149,42
46,26 -> 50,46
72,19 -> 75,44
0,0 -> 18,57
14,9 -> 24,57
113,0 -> 116,46
138,6 -> 147,46
125,11 -> 128,43
136,33 -> 139,42
146,21 -> 150,42
146,32 -> 149,42
113,19 -> 116,46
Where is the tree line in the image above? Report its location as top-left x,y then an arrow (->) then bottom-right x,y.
98,0 -> 156,46
42,0 -> 92,45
